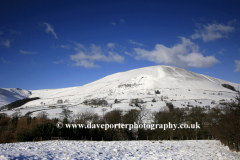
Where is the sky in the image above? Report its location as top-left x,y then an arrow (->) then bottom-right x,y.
1,0 -> 240,90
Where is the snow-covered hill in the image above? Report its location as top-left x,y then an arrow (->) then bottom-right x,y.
0,88 -> 31,108
28,65 -> 239,102
1,65 -> 239,118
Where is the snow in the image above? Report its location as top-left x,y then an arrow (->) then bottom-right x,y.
0,140 -> 239,159
0,88 -> 31,108
1,65 -> 240,118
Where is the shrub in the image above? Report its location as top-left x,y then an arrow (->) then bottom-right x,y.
166,103 -> 174,112
221,84 -> 237,92
212,93 -> 240,151
3,97 -> 40,110
155,90 -> 160,94
83,99 -> 108,106
114,99 -> 120,103
129,98 -> 144,105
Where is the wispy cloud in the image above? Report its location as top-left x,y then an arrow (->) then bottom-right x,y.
10,30 -> 21,35
127,40 -> 144,46
2,40 -> 11,48
120,18 -> 125,23
43,22 -> 58,39
0,57 -> 10,63
191,22 -> 235,42
218,48 -> 226,54
69,41 -> 87,51
234,60 -> 240,72
19,50 -> 37,54
53,44 -> 71,50
110,22 -> 116,26
70,43 -> 124,68
133,37 -> 219,68
59,45 -> 71,49
53,60 -> 64,64
110,19 -> 125,26
0,32 -> 11,48
124,51 -> 132,56
107,43 -> 116,49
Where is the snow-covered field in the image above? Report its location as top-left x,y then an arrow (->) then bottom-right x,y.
0,140 -> 239,160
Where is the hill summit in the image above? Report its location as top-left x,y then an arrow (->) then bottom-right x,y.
1,65 -> 239,116
29,65 -> 239,100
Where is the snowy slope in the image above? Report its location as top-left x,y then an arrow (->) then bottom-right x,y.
0,88 -> 31,108
0,140 -> 239,159
28,65 -> 239,100
1,65 -> 240,117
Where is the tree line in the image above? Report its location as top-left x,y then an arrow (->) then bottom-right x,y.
1,97 -> 40,110
0,94 -> 239,152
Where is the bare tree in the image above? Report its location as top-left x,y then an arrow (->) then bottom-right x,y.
11,111 -> 22,118
104,109 -> 122,124
101,108 -> 107,117
137,105 -> 151,123
60,106 -> 73,122
104,109 -> 123,140
123,109 -> 140,124
37,111 -> 49,119
74,110 -> 99,124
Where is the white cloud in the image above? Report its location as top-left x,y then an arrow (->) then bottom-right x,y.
70,41 -> 86,51
0,34 -> 11,48
191,22 -> 235,42
218,48 -> 226,54
0,57 -> 9,63
52,44 -> 71,50
134,37 -> 219,68
120,18 -> 125,23
43,22 -> 58,39
60,45 -> 70,49
2,40 -> 11,48
53,60 -> 64,64
107,43 -> 115,49
70,43 -> 124,68
234,60 -> 240,72
58,45 -> 71,49
178,53 -> 219,68
110,22 -> 116,26
124,51 -> 132,56
127,40 -> 144,46
19,50 -> 37,54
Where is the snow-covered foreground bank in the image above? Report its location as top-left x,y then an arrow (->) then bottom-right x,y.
0,140 -> 239,160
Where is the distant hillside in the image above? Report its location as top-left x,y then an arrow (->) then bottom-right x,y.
28,65 -> 240,100
0,88 -> 31,108
1,65 -> 240,111
1,97 -> 40,110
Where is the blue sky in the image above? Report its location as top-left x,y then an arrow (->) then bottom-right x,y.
1,0 -> 240,90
